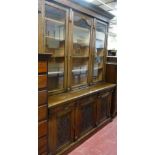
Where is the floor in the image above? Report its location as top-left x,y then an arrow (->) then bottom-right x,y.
69,118 -> 117,155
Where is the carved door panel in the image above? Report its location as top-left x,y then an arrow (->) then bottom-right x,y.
97,92 -> 112,125
75,96 -> 96,139
48,102 -> 75,154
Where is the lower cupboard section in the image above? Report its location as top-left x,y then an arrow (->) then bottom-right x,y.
48,89 -> 114,155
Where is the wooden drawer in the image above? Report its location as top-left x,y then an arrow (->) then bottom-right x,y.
38,120 -> 47,138
38,61 -> 47,73
38,105 -> 47,121
38,90 -> 47,106
50,102 -> 74,114
38,136 -> 47,154
38,75 -> 47,89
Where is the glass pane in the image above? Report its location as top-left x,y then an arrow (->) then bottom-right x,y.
72,58 -> 88,86
45,5 -> 65,56
72,12 -> 91,86
48,58 -> 64,91
93,21 -> 106,82
45,4 -> 67,92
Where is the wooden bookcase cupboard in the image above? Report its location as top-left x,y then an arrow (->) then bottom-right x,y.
38,0 -> 116,155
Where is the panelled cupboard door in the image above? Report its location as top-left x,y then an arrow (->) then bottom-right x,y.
96,92 -> 112,125
75,96 -> 96,138
44,2 -> 69,93
48,103 -> 75,154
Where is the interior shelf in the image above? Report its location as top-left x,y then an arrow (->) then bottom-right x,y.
72,68 -> 88,73
74,25 -> 90,32
48,71 -> 64,75
45,35 -> 65,41
45,17 -> 65,25
72,56 -> 89,58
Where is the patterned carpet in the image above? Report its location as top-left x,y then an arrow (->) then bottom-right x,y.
69,118 -> 117,155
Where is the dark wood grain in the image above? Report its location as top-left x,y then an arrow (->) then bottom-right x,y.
38,75 -> 47,89
96,92 -> 112,125
38,1 -> 117,154
38,105 -> 47,121
48,102 -> 75,154
38,120 -> 47,138
48,83 -> 116,108
105,62 -> 117,118
38,136 -> 47,154
38,54 -> 49,155
38,61 -> 47,73
106,63 -> 117,83
40,152 -> 48,155
48,84 -> 115,155
38,90 -> 47,106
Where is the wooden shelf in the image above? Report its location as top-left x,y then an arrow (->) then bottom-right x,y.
94,67 -> 103,70
45,17 -> 64,25
73,42 -> 89,47
96,55 -> 104,57
51,55 -> 64,58
72,68 -> 88,73
74,25 -> 90,32
45,35 -> 65,41
44,52 -> 65,57
48,71 -> 64,75
72,55 -> 89,58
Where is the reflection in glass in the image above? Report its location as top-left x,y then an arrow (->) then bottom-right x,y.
72,12 -> 91,87
73,13 -> 91,57
93,21 -> 106,82
72,58 -> 88,86
45,5 -> 65,56
48,58 -> 64,91
45,4 -> 66,92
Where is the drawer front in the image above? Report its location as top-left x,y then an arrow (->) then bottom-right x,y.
38,75 -> 47,89
38,121 -> 47,138
38,61 -> 47,73
78,96 -> 94,106
38,91 -> 47,106
39,136 -> 47,154
50,102 -> 74,114
38,105 -> 47,121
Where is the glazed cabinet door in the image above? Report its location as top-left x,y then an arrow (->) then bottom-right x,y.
96,92 -> 112,125
48,102 -> 75,154
75,96 -> 96,139
44,2 -> 69,93
92,20 -> 108,83
70,11 -> 93,88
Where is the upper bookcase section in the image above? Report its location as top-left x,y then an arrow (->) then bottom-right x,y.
46,0 -> 114,23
